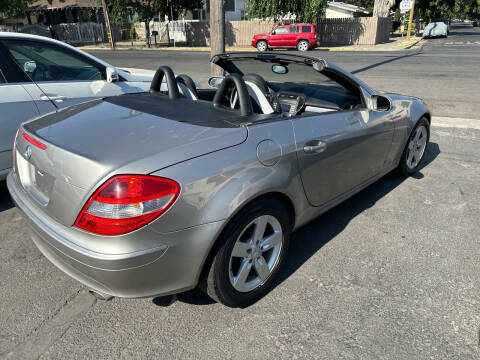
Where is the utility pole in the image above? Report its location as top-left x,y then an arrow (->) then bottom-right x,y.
210,0 -> 225,76
101,0 -> 115,49
406,0 -> 415,41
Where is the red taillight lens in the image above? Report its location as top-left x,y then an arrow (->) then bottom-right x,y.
75,175 -> 180,235
22,132 -> 47,150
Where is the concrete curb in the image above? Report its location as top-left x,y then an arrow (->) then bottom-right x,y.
403,38 -> 425,50
79,39 -> 423,53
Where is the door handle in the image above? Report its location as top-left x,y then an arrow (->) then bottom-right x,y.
40,94 -> 66,102
303,141 -> 327,153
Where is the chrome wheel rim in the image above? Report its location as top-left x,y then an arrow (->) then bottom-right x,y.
257,42 -> 267,51
229,215 -> 283,293
298,41 -> 308,51
406,125 -> 428,170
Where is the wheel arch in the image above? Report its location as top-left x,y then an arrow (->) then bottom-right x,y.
197,191 -> 296,289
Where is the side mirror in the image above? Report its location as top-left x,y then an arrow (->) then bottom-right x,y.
271,31 -> 276,35
371,95 -> 391,111
106,67 -> 119,83
208,76 -> 224,88
24,60 -> 37,73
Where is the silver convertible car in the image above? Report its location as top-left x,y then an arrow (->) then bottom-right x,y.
7,53 -> 431,307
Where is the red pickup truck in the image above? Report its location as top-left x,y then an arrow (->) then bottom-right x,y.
251,24 -> 318,52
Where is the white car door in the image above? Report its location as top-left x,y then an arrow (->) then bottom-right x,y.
0,48 -> 56,175
2,39 -> 146,109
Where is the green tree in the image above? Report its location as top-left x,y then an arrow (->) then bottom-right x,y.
245,0 -> 329,23
105,0 -> 201,47
416,0 -> 479,21
0,0 -> 35,18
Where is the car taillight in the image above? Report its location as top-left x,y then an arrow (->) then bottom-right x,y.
75,175 -> 180,235
23,131 -> 47,150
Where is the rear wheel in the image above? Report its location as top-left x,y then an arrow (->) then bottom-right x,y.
397,117 -> 430,176
297,40 -> 310,51
201,199 -> 291,307
256,40 -> 268,52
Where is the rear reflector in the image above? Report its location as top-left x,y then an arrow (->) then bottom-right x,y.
22,132 -> 47,150
75,175 -> 180,235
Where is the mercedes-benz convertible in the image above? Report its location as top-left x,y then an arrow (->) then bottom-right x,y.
7,53 -> 431,307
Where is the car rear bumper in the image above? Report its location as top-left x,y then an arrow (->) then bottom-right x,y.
7,171 -> 224,298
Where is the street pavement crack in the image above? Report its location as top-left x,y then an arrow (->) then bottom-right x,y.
2,290 -> 96,360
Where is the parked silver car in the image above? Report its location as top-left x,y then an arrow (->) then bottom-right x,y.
7,53 -> 431,307
423,22 -> 449,38
0,32 -> 154,180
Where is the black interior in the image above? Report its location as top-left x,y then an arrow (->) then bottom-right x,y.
144,60 -> 365,121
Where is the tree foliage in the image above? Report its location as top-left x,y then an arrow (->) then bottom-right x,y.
0,0 -> 35,18
347,0 -> 479,20
245,0 -> 329,23
106,0 -> 202,25
416,0 -> 480,21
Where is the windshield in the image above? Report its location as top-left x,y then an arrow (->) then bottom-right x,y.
217,56 -> 364,110
227,58 -> 333,85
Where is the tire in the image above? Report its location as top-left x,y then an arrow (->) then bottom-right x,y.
397,117 -> 430,176
201,198 -> 291,308
297,40 -> 310,51
256,40 -> 268,52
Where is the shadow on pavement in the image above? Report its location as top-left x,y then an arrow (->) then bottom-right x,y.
352,50 -> 422,75
153,143 -> 440,308
0,181 -> 14,213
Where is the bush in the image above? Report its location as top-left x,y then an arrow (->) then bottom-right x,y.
129,25 -> 137,41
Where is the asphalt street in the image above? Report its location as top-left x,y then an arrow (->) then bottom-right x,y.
1,24 -> 479,359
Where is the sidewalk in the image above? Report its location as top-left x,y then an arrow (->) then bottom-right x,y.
78,36 -> 424,52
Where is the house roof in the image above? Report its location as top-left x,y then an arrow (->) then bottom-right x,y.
28,0 -> 101,11
327,1 -> 369,14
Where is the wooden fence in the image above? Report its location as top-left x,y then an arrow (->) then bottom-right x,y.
186,20 -> 276,46
186,17 -> 391,47
317,17 -> 392,45
9,17 -> 391,47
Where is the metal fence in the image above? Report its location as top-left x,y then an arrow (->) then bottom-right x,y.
6,22 -> 105,45
53,22 -> 104,44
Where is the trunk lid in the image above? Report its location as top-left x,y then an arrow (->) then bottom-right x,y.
18,95 -> 247,226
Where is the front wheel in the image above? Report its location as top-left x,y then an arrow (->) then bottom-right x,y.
201,199 -> 291,307
297,40 -> 310,51
256,40 -> 268,52
397,117 -> 430,176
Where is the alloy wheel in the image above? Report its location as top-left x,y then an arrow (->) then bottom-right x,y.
228,215 -> 283,293
406,125 -> 428,169
297,41 -> 309,51
257,41 -> 267,52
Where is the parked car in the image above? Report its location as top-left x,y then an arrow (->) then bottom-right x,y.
0,32 -> 155,180
423,22 -> 449,38
7,52 -> 431,307
252,24 -> 318,52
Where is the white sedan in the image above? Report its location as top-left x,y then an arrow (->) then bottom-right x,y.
0,32 -> 155,180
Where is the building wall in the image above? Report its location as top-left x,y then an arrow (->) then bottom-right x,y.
325,7 -> 355,19
225,0 -> 246,21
